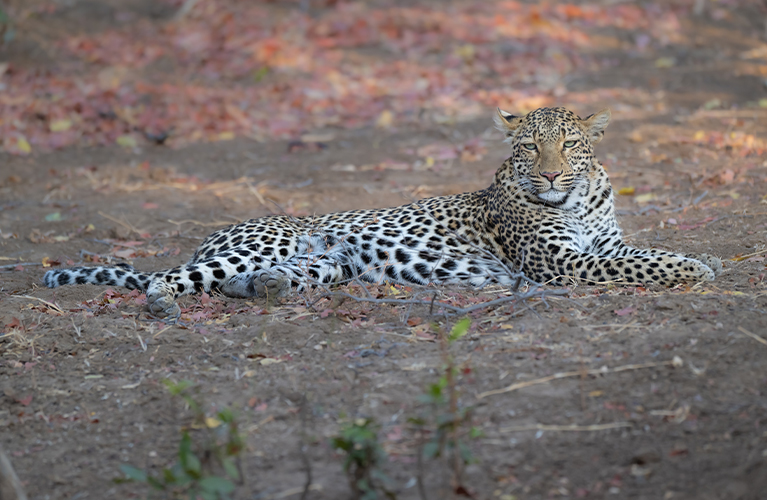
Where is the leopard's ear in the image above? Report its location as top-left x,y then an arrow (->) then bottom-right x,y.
494,108 -> 523,142
582,108 -> 611,144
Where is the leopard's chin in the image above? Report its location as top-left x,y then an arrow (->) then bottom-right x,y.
537,189 -> 568,205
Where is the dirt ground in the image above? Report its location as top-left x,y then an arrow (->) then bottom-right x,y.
1,1 -> 767,499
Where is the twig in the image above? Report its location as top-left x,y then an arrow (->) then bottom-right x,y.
98,211 -> 142,237
0,262 -> 42,270
167,219 -> 232,228
136,332 -> 147,351
299,394 -> 313,500
498,422 -> 632,433
173,0 -> 200,21
317,288 -> 568,317
266,485 -> 323,500
730,248 -> 767,262
737,326 -> 767,347
0,447 -> 28,500
692,190 -> 708,205
476,361 -> 673,400
11,295 -> 65,315
415,429 -> 429,500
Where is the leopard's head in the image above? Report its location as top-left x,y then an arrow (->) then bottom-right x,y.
495,106 -> 610,205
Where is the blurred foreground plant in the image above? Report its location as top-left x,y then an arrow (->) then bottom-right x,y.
115,380 -> 243,500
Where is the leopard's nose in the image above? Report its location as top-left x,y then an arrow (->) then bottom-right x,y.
540,171 -> 562,182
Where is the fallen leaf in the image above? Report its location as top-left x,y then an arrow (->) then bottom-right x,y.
614,306 -> 636,316
618,187 -> 635,195
634,193 -> 657,204
654,57 -> 676,68
376,110 -> 394,128
16,137 -> 32,154
116,135 -> 137,148
205,417 -> 222,428
49,119 -> 73,132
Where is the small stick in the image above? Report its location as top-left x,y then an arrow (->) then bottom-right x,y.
266,484 -> 322,500
11,295 -> 65,315
498,422 -> 632,433
0,447 -> 28,500
136,333 -> 147,352
737,326 -> 767,347
167,219 -> 231,227
730,249 -> 767,262
0,263 -> 43,270
152,325 -> 173,339
477,361 -> 672,400
98,211 -> 142,236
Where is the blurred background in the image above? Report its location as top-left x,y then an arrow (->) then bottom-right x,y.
0,0 -> 764,154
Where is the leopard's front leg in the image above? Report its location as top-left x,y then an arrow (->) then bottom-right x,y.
534,245 -> 716,286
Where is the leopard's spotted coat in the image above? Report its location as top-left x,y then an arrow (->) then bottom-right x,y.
44,107 -> 721,316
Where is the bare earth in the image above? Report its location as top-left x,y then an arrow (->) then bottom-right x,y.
1,2 -> 767,499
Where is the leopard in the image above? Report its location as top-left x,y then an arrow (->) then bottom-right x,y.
44,106 -> 721,318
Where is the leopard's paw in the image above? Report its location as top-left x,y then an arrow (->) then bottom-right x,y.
253,270 -> 291,298
146,285 -> 181,319
687,253 -> 722,277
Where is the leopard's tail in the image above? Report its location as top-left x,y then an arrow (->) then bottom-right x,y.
43,264 -> 154,291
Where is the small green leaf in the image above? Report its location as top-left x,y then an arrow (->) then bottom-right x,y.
119,464 -> 147,483
146,475 -> 166,491
422,441 -> 440,458
222,458 -> 240,480
253,67 -> 269,82
199,476 -> 235,493
448,317 -> 471,343
162,467 -> 177,484
45,212 -> 62,222
199,491 -> 217,500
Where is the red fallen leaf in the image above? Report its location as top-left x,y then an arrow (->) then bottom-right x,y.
415,331 -> 436,341
113,249 -> 136,259
142,202 -> 159,209
454,485 -> 475,498
678,217 -> 717,230
603,402 -> 626,410
406,317 -> 422,326
254,403 -> 268,412
5,317 -> 22,329
669,447 -> 688,457
719,169 -> 735,184
320,308 -> 334,318
17,395 -> 33,406
614,306 -> 635,316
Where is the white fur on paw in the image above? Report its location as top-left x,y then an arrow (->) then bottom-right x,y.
254,270 -> 290,298
146,290 -> 181,318
696,254 -> 722,276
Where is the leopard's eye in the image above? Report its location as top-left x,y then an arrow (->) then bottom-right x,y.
563,140 -> 577,148
522,143 -> 537,151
